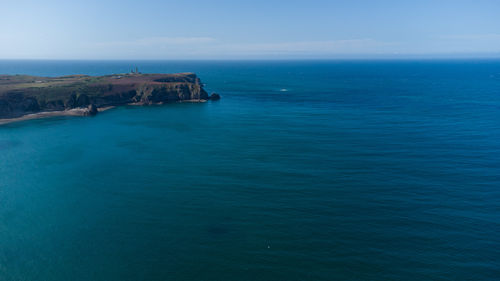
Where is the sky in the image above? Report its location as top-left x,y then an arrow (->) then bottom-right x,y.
1,0 -> 500,59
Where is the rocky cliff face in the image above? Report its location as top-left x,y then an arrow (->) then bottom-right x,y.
0,94 -> 41,118
0,73 -> 215,119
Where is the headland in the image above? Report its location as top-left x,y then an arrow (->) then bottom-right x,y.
0,72 -> 220,124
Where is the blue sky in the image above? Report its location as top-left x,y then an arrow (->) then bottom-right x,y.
1,0 -> 500,59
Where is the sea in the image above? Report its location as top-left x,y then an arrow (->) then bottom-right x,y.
0,60 -> 499,280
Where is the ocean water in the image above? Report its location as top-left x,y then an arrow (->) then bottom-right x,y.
0,60 -> 499,280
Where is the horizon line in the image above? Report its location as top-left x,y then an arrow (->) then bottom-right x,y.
1,53 -> 500,62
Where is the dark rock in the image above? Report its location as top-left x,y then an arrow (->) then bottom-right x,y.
209,93 -> 221,100
22,97 -> 40,112
76,94 -> 90,107
199,88 -> 209,100
0,92 -> 40,118
86,104 -> 98,116
64,93 -> 77,108
45,100 -> 65,111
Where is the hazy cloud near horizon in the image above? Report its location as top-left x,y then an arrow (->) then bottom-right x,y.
1,0 -> 500,59
81,37 -> 399,59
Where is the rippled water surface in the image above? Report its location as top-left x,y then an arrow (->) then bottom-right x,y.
1,60 -> 500,280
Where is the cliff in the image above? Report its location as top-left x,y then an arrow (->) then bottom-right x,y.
0,73 -> 218,119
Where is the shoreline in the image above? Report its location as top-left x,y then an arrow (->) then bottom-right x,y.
0,100 -> 208,125
0,106 -> 115,125
0,72 -> 218,126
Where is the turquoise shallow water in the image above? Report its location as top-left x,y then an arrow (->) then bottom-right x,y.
1,60 -> 500,280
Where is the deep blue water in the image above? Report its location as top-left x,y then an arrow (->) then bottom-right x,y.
1,60 -> 500,280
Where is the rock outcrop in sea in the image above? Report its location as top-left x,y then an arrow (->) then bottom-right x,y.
209,93 -> 221,100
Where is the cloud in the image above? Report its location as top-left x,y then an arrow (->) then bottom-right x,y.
92,37 -> 216,47
211,39 -> 398,55
80,37 -> 399,59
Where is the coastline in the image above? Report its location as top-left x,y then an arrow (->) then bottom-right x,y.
0,106 -> 115,125
0,99 -> 209,125
0,72 -> 218,125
